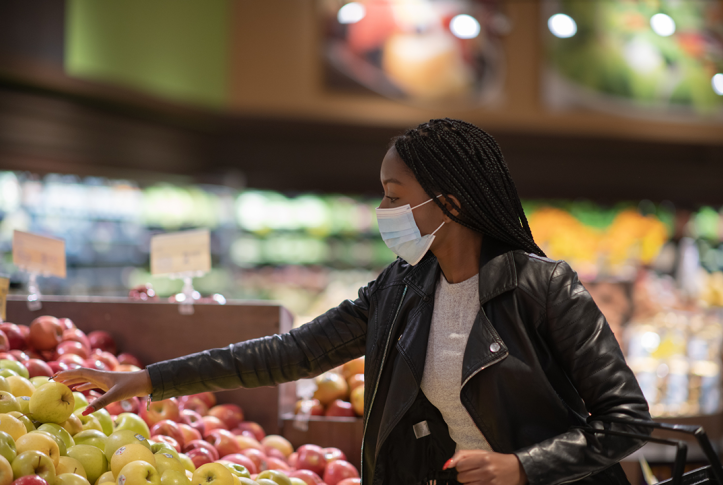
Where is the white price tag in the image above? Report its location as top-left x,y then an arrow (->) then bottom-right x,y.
12,231 -> 66,278
150,229 -> 211,276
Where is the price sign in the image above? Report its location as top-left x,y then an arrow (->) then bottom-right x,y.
0,277 -> 8,321
150,229 -> 211,276
12,231 -> 66,278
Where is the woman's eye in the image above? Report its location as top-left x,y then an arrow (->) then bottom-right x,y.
386,196 -> 399,203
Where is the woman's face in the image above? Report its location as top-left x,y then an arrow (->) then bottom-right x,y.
379,147 -> 445,237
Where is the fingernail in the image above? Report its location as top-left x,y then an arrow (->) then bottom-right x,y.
82,405 -> 94,416
443,458 -> 453,470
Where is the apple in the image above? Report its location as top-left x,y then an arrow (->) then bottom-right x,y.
96,471 -> 115,485
219,455 -> 256,475
46,362 -> 69,374
114,414 -> 151,440
6,378 -> 32,398
85,333 -> 115,356
56,318 -> 74,331
207,406 -> 243,431
6,353 -> 26,364
66,445 -> 106,485
71,430 -> 106,452
55,342 -> 90,361
238,450 -> 266,474
322,461 -> 358,485
193,463 -> 235,485
110,443 -> 156,477
0,372 -> 16,381
346,374 -> 363,392
106,398 -> 141,416
150,436 -> 180,453
295,445 -> 325,475
0,414 -> 26,440
28,382 -> 74,424
0,393 -> 20,414
217,462 -> 250,480
349,387 -> 363,417
37,424 -> 73,450
287,453 -> 297,469
340,358 -> 364,381
293,400 -> 324,417
60,330 -> 89,349
259,436 -> 292,459
115,365 -> 141,373
179,411 -> 204,437
140,400 -> 179,428
11,450 -> 55,483
155,453 -> 186,476
233,436 -> 263,453
288,471 -> 323,485
12,397 -> 26,417
73,393 -> 89,412
21,361 -> 52,380
313,374 -> 348,407
105,430 -> 151,462
183,448 -> 213,469
0,325 -> 26,351
7,413 -> 32,435
29,429 -> 66,456
73,412 -> 102,434
177,398 -> 208,418
116,460 -> 161,485
89,409 -> 112,437
116,354 -> 143,369
181,441 -> 218,461
176,453 -> 194,473
150,421 -> 184,448
160,470 -> 190,485
60,414 -> 83,436
28,317 -> 63,351
57,355 -> 85,368
324,400 -> 354,418
0,332 -> 8,353
204,430 -> 240,457
56,456 -> 86,478
55,473 -> 89,485
0,362 -> 27,380
256,471 -> 291,485
230,423 -> 264,444
0,432 -> 14,465
15,433 -> 59,466
200,417 -> 226,436
263,448 -> 285,463
10,476 -> 47,485
177,425 -> 201,446
0,356 -> 14,364
90,352 -> 118,372
336,480 -> 361,485
151,442 -> 180,460
264,458 -> 289,472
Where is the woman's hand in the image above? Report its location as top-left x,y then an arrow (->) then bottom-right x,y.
445,450 -> 527,485
53,369 -> 153,414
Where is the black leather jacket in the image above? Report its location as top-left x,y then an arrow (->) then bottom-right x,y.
147,237 -> 650,485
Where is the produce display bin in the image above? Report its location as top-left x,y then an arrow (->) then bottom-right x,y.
6,295 -> 295,435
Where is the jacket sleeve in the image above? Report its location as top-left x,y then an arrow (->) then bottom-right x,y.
515,261 -> 651,485
146,281 -> 374,400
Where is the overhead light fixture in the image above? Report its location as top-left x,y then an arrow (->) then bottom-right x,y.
650,13 -> 676,37
337,2 -> 365,25
450,14 -> 481,40
548,13 -> 577,39
712,73 -> 723,96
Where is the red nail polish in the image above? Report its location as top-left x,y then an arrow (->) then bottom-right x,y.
82,406 -> 94,416
443,458 -> 453,470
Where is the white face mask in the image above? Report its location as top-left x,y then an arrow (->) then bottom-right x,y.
375,196 -> 444,266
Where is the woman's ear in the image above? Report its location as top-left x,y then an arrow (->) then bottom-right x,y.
439,194 -> 462,221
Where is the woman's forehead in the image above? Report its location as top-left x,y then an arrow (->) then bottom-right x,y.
380,148 -> 415,185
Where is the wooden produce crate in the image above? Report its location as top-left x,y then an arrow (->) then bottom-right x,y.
7,295 -> 294,434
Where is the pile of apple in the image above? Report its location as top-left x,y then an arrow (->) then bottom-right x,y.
294,359 -> 364,419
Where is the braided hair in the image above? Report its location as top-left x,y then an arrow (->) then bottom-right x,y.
393,118 -> 546,257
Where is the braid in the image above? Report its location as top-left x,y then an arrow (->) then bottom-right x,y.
394,118 -> 546,257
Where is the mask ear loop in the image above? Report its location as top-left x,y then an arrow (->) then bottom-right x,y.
411,194 -> 444,211
431,221 -> 445,235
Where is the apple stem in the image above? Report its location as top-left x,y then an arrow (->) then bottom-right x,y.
74,468 -> 77,474
37,457 -> 41,469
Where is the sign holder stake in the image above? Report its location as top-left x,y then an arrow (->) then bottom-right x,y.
26,272 -> 41,311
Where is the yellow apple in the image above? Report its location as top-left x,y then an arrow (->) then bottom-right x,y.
0,454 -> 11,485
57,455 -> 88,479
16,397 -> 30,415
105,431 -> 150,464
0,414 -> 26,440
177,454 -> 194,473
0,393 -> 20,414
231,476 -> 240,485
289,479 -> 306,485
0,378 -> 10,394
155,454 -> 185,476
15,432 -> 60,466
94,471 -> 114,485
191,464 -> 234,485
117,460 -> 160,485
63,415 -> 84,436
256,471 -> 291,485
30,430 -> 66,456
7,413 -> 34,434
57,472 -> 91,485
30,383 -> 75,425
111,444 -> 156,477
161,470 -> 190,485
67,445 -> 107,485
184,471 -> 192,481
11,449 -> 56,483
6,377 -> 34,398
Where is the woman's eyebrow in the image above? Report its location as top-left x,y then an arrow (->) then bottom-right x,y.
382,177 -> 403,185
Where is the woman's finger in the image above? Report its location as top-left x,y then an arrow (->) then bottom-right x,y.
74,383 -> 99,392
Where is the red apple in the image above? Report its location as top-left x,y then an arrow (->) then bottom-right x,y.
289,470 -> 324,485
178,423 -> 202,444
151,419 -> 185,447
294,399 -> 325,416
23,359 -> 53,377
0,353 -> 17,361
61,328 -> 90,349
106,397 -> 140,415
9,350 -> 29,362
91,351 -> 119,371
46,361 -> 69,373
287,452 -> 298,469
337,480 -> 361,485
235,436 -> 264,452
29,316 -> 64,350
264,447 -> 286,462
261,436 -> 293,458
0,330 -> 9,352
55,340 -> 90,360
178,395 -> 209,416
325,400 -> 355,418
58,354 -> 85,367
205,429 -> 241,457
17,325 -> 29,340
185,447 -> 215,468
116,364 -> 141,372
266,457 -> 290,471
116,353 -> 143,368
57,318 -> 75,330
296,444 -> 326,475
313,373 -> 348,406
347,374 -> 364,392
183,439 -> 219,461
191,392 -> 216,408
151,434 -> 181,452
208,404 -> 244,430
201,415 -> 227,435
323,460 -> 358,485
234,422 -> 266,442
83,358 -> 109,371
37,350 -> 54,361
239,449 -> 267,474
12,476 -> 49,485
0,323 -> 26,350
180,409 -> 206,435
87,331 -> 116,354
221,454 -> 257,475
140,398 -> 180,426
323,448 -> 346,463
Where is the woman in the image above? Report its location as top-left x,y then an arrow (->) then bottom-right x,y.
56,119 -> 650,485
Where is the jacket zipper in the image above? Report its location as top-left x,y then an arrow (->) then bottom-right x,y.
360,285 -> 407,484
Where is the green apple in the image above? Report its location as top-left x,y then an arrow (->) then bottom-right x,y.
16,397 -> 30,415
72,410 -> 102,433
117,460 -> 161,485
91,410 -> 112,437
73,393 -> 89,411
113,414 -> 150,440
0,371 -> 17,380
192,464 -> 234,485
105,430 -> 151,463
110,443 -> 156,477
256,471 -> 291,485
0,453 -> 11,485
29,377 -> 50,389
151,443 -> 179,460
0,378 -> 9,394
11,449 -> 56,483
28,382 -> 75,424
177,454 -> 194,473
15,432 -> 60,466
161,470 -> 190,485
57,472 -> 91,485
0,393 -> 20,414
289,479 -> 306,485
0,413 -> 27,440
73,430 -> 107,453
155,453 -> 185,476
0,361 -> 28,379
67,445 -> 107,485
29,429 -> 66,456
0,432 -> 15,464
7,413 -> 34,434
222,463 -> 250,480
57,455 -> 87,478
37,424 -> 74,450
